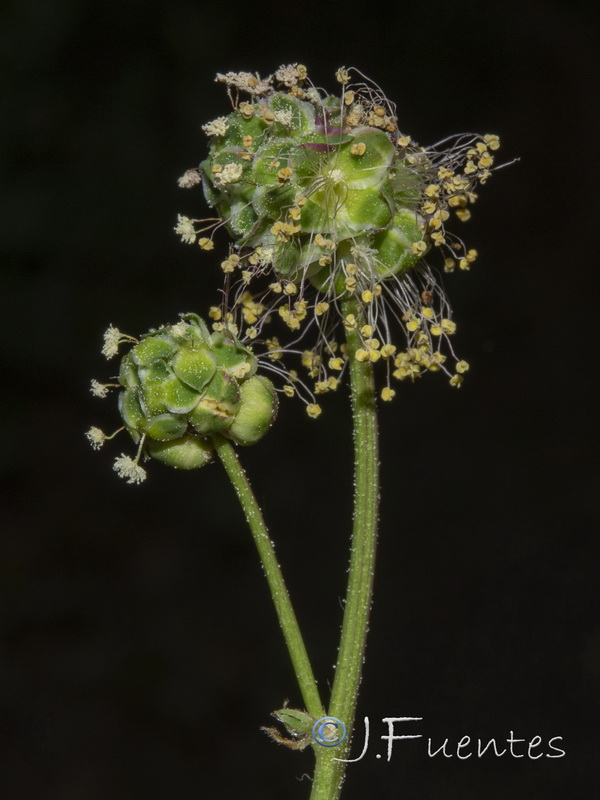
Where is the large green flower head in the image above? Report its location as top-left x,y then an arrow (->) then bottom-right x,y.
177,65 -> 501,412
87,314 -> 277,483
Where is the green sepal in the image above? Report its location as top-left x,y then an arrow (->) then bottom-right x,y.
180,314 -> 211,344
336,128 -> 396,189
137,361 -> 171,416
119,353 -> 139,388
146,434 -> 213,470
118,387 -> 145,431
219,111 -> 268,148
269,93 -> 315,135
171,347 -> 217,392
252,139 -> 296,186
371,209 -> 428,277
252,183 -> 296,220
189,369 -> 241,434
228,201 -> 259,238
131,336 -> 177,367
226,375 -> 277,445
144,413 -> 188,442
210,333 -> 257,377
161,375 -> 202,414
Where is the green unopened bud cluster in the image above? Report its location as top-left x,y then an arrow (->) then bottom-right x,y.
119,315 -> 277,468
200,80 -> 426,286
89,315 -> 278,478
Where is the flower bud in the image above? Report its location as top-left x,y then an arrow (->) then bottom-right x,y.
116,314 -> 277,469
199,86 -> 427,286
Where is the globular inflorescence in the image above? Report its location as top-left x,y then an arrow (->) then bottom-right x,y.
176,65 -> 500,413
87,315 -> 277,483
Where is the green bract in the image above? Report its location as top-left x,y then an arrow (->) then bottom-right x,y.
200,92 -> 428,285
118,314 -> 277,469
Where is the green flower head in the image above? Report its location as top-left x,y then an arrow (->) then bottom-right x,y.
177,65 -> 501,410
88,314 -> 278,483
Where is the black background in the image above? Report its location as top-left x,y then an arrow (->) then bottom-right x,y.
2,0 -> 599,797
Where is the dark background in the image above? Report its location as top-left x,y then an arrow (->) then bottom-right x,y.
1,0 -> 599,797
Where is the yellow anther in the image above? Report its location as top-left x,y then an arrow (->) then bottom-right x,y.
441,319 -> 457,334
246,326 -> 258,339
346,263 -> 358,275
450,374 -> 464,388
351,142 -> 367,156
484,134 -> 500,150
278,167 -> 293,183
374,284 -> 382,296
314,381 -> 329,395
260,107 -> 275,123
329,357 -> 344,371
464,160 -> 477,175
424,184 -> 440,198
361,290 -> 373,303
319,255 -> 332,267
431,325 -> 442,336
355,349 -> 369,362
381,387 -> 396,401
368,349 -> 381,362
283,282 -> 298,295
380,344 -> 396,358
315,302 -> 329,316
242,135 -> 253,147
268,281 -> 283,293
283,385 -> 295,397
327,377 -> 340,391
360,324 -> 373,337
456,209 -> 471,222
344,314 -> 357,329
344,90 -> 355,105
406,319 -> 420,332
459,258 -> 470,270
431,231 -> 445,246
411,240 -> 427,256
289,207 -> 302,220
456,360 -> 470,374
397,135 -> 411,147
422,200 -> 437,215
239,102 -> 254,119
208,307 -> 222,321
444,258 -> 456,272
199,238 -> 214,251
306,403 -> 322,418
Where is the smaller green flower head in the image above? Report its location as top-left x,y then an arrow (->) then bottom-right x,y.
88,315 -> 278,482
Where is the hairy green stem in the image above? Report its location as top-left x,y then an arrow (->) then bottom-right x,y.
214,435 -> 324,719
310,296 -> 380,800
